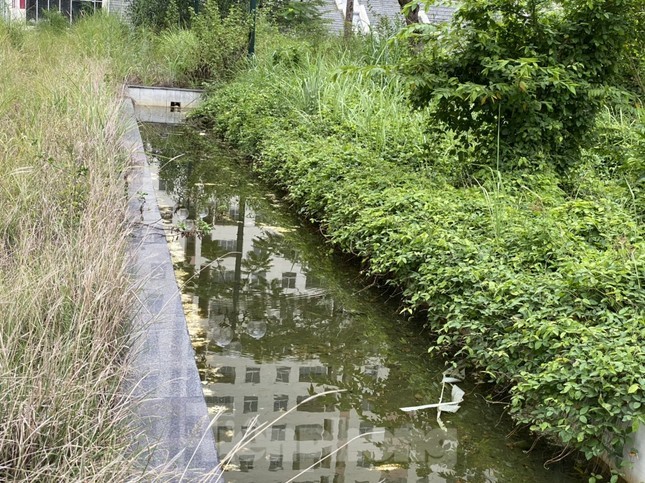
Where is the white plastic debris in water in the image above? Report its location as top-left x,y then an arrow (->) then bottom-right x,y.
442,376 -> 461,384
441,385 -> 465,413
400,370 -> 465,430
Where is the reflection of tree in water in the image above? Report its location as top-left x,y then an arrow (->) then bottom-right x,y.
142,123 -> 581,483
142,123 -> 268,224
251,231 -> 304,267
241,247 -> 272,283
147,123 -> 446,477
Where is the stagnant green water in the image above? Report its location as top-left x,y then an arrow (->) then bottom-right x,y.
141,123 -> 583,483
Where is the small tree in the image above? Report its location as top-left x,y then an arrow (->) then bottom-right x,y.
400,0 -> 643,171
128,0 -> 196,30
191,0 -> 249,80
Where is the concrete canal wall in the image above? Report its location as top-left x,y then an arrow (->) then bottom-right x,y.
121,88 -> 220,480
623,433 -> 645,483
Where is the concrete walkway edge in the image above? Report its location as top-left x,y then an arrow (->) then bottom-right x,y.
121,97 -> 221,482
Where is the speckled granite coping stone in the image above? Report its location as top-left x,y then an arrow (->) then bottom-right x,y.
121,97 -> 221,482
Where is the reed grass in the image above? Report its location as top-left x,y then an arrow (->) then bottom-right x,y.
0,18 -> 143,482
248,31 -> 427,163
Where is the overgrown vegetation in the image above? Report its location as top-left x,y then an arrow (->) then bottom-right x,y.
128,0 -> 196,30
193,18 -> 645,475
25,5 -> 249,89
400,0 -> 644,171
128,0 -> 325,35
0,18 -> 139,481
125,0 -> 251,85
2,0 -> 643,478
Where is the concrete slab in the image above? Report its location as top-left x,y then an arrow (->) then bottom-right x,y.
121,97 -> 221,482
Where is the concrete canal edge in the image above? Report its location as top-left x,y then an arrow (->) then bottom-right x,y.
622,429 -> 645,482
120,95 -> 221,481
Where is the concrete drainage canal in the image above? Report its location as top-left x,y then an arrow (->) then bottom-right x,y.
125,86 -> 586,482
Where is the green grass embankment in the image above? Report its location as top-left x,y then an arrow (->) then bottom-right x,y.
0,15 -> 185,481
194,34 -> 645,468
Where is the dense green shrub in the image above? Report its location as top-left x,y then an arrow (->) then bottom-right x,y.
128,0 -> 198,30
191,0 -> 249,81
125,0 -> 249,85
194,34 -> 645,472
267,0 -> 326,32
128,0 -> 326,37
618,3 -> 645,96
398,0 -> 643,172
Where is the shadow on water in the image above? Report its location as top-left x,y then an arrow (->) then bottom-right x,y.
140,123 -> 584,483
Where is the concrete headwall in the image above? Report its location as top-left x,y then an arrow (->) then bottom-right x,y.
126,85 -> 205,124
126,85 -> 204,108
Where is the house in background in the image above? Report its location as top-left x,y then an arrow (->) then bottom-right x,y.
2,0 -> 24,20
320,0 -> 455,35
2,0 -> 449,28
2,0 -> 128,22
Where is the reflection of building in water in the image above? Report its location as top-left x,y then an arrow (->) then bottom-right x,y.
177,196 -> 325,301
169,196 -> 459,482
203,353 -> 458,483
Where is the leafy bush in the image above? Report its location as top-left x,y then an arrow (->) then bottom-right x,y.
128,0 -> 195,30
399,0 -> 644,171
193,33 -> 645,472
268,0 -> 326,32
618,2 -> 645,97
191,0 -> 250,81
130,0 -> 249,84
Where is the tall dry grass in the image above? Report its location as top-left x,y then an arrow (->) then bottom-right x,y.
0,20 -> 142,482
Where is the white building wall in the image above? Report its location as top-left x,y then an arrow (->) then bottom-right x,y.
104,0 -> 129,16
2,0 -> 25,20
